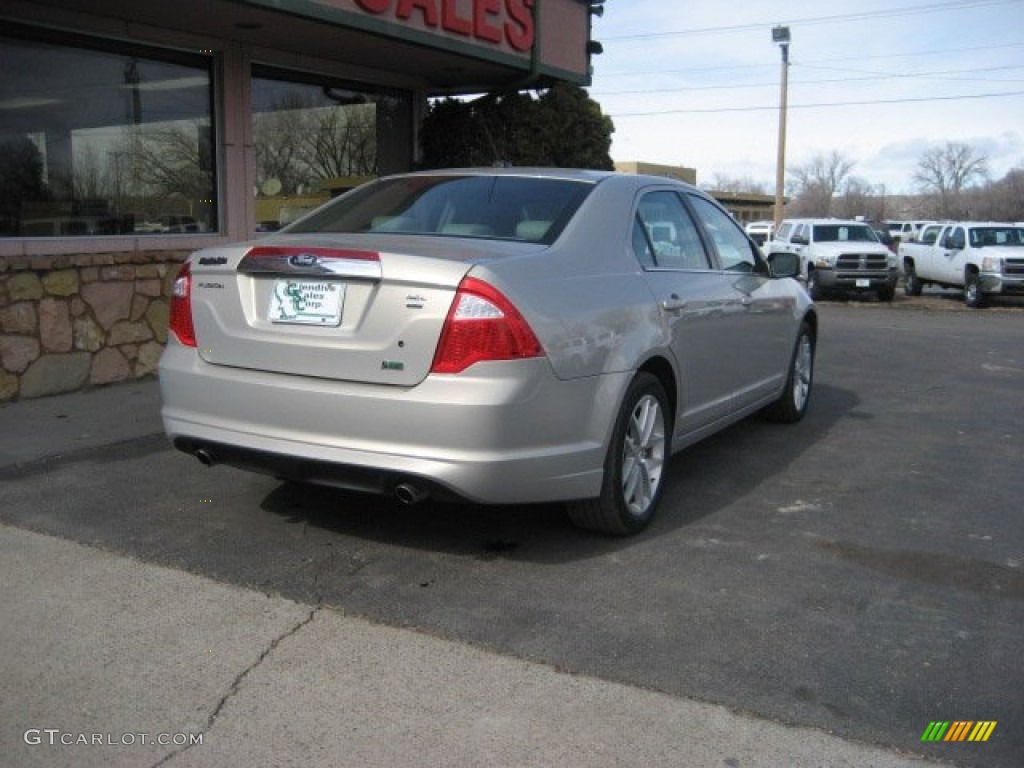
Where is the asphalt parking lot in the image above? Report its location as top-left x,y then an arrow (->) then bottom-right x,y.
1,299 -> 1021,767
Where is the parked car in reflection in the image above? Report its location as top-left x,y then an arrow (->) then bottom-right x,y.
137,215 -> 203,234
160,169 -> 817,535
744,220 -> 774,249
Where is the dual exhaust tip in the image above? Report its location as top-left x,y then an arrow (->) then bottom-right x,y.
188,447 -> 429,505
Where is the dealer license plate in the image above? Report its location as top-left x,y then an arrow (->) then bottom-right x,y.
855,278 -> 871,288
268,279 -> 344,325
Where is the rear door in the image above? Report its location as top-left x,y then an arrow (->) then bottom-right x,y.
940,226 -> 967,284
914,224 -> 943,276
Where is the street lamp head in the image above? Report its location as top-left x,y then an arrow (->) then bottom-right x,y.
772,25 -> 791,45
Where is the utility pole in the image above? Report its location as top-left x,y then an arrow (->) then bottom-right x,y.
772,26 -> 790,232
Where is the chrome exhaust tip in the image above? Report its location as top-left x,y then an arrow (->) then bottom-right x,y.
394,482 -> 429,506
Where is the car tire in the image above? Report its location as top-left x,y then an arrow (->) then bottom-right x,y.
806,269 -> 824,301
764,322 -> 815,424
877,285 -> 895,302
904,268 -> 923,296
964,273 -> 986,308
568,372 -> 669,536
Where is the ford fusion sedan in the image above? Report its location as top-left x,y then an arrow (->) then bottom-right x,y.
160,169 -> 817,535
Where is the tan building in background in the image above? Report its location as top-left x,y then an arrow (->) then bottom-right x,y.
615,161 -> 697,186
615,161 -> 778,224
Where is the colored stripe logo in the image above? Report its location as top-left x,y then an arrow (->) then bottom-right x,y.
921,721 -> 997,742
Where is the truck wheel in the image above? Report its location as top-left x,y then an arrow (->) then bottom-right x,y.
567,373 -> 669,536
877,285 -> 895,302
806,270 -> 824,301
904,269 -> 923,296
964,274 -> 986,308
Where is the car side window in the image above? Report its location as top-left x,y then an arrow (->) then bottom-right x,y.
633,191 -> 710,270
686,194 -> 758,272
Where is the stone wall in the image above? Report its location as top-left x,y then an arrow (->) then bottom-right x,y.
0,251 -> 188,401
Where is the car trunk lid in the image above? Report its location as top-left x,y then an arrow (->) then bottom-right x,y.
188,234 -> 536,386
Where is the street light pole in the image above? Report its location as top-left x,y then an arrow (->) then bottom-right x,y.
772,26 -> 790,233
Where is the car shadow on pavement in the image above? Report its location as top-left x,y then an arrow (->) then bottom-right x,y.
258,382 -> 860,564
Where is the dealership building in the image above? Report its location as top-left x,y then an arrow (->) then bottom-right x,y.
0,0 -> 601,399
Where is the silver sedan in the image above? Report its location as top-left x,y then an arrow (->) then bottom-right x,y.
160,169 -> 816,535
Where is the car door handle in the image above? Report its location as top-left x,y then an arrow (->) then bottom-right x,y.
661,295 -> 687,312
740,296 -> 753,307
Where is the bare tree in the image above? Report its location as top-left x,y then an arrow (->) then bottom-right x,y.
255,98 -> 308,195
135,122 -> 213,202
255,95 -> 378,194
912,141 -> 988,218
299,103 -> 376,179
964,165 -> 1024,221
704,173 -> 767,195
834,176 -> 886,221
73,145 -> 109,201
788,150 -> 856,216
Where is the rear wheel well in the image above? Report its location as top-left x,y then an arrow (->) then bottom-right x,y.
802,310 -> 819,343
637,356 -> 677,433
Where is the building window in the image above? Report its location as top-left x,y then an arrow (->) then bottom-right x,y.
251,67 -> 412,232
0,26 -> 216,238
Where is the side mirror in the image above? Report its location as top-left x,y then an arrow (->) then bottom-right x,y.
790,234 -> 809,246
767,251 -> 800,278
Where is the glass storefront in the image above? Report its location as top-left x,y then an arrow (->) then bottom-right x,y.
0,27 -> 415,242
0,27 -> 216,238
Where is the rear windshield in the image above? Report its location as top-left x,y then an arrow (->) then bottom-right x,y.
286,175 -> 594,244
812,224 -> 878,243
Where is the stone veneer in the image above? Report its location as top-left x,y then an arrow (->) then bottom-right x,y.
0,250 -> 189,401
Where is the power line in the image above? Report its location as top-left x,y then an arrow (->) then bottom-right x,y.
590,64 -> 1024,97
594,42 -> 1024,79
601,0 -> 1023,42
609,89 -> 1024,117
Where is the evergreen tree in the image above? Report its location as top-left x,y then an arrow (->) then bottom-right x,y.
420,84 -> 614,170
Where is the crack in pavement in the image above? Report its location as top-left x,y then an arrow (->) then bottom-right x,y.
151,606 -> 321,767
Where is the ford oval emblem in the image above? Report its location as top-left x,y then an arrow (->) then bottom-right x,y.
289,252 -> 318,267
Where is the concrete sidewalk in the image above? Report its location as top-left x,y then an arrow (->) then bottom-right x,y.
1,381 -> 944,767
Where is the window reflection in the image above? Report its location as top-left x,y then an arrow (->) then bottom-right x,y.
0,29 -> 216,238
251,70 -> 411,232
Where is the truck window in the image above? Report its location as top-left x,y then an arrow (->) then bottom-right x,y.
945,228 -> 966,249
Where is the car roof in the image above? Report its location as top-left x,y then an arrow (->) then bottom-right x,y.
393,167 -> 615,183
782,218 -> 875,226
380,167 -> 703,194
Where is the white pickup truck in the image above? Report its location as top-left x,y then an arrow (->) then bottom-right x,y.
900,222 -> 1024,307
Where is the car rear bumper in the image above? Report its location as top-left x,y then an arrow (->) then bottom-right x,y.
159,344 -> 626,504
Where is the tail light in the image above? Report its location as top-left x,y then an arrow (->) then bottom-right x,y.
168,262 -> 197,347
431,277 -> 543,374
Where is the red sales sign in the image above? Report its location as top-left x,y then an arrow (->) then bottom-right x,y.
354,0 -> 535,52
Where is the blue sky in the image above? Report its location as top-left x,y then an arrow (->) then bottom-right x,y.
587,0 -> 1024,193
